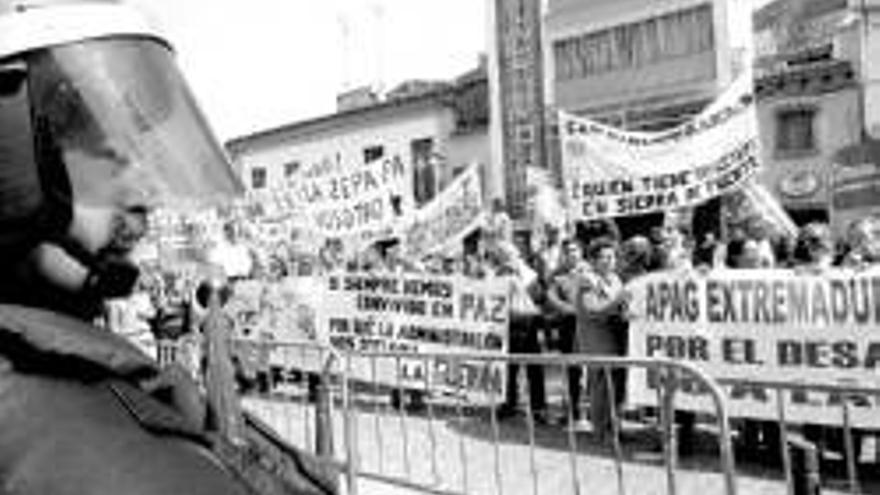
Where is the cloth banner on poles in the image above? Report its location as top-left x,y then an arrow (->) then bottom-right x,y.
402,163 -> 485,257
626,268 -> 880,427
740,179 -> 799,238
560,71 -> 760,220
279,155 -> 411,240
316,272 -> 509,398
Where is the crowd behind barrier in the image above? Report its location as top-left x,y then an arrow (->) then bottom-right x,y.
103,204 -> 880,491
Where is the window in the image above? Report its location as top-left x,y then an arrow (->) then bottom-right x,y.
411,138 -> 435,205
553,3 -> 714,81
554,41 -> 573,80
251,167 -> 267,189
776,108 -> 817,153
284,160 -> 300,177
363,145 -> 384,163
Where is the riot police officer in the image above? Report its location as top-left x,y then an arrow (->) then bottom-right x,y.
0,1 -> 332,493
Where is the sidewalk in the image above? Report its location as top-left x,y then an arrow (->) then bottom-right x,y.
246,394 -> 878,495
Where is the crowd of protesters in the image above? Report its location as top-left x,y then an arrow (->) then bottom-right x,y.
99,198 -> 880,454
480,212 -> 880,454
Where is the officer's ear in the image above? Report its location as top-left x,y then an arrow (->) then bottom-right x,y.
0,61 -> 26,97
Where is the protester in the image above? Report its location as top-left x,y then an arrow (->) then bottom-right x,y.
383,239 -> 423,274
655,226 -> 693,270
317,238 -> 346,273
725,236 -> 781,461
692,232 -> 720,269
576,237 -> 629,441
726,237 -> 769,269
793,222 -> 835,271
618,236 -> 655,282
207,221 -> 256,282
495,243 -> 548,424
745,219 -> 777,268
484,199 -> 514,254
104,281 -> 158,358
579,219 -> 621,246
545,238 -> 589,428
463,252 -> 489,279
533,224 -> 563,280
841,217 -> 880,267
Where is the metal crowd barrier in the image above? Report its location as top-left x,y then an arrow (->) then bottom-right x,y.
715,378 -> 880,495
154,334 -> 880,495
236,341 -> 738,495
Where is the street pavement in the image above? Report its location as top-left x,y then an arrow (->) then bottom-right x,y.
245,389 -> 880,495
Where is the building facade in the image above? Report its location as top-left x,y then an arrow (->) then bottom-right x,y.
226,68 -> 490,211
544,0 -> 734,130
542,0 -> 880,238
543,0 -> 737,238
753,59 -> 860,229
753,0 -> 880,235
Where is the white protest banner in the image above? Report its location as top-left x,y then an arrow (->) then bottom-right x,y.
626,268 -> 880,427
285,155 -> 410,239
226,279 -> 317,342
402,163 -> 484,257
316,272 -> 509,398
560,71 -> 760,220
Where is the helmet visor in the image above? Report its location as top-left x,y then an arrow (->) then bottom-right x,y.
28,37 -> 243,209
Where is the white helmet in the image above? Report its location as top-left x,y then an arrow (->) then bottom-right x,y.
0,0 -> 242,313
0,0 -> 242,214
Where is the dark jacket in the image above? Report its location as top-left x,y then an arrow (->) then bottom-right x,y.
0,304 -> 334,495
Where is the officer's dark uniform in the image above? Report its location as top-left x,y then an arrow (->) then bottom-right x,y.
0,1 -> 335,493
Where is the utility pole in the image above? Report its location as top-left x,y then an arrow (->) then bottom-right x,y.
337,12 -> 352,92
490,0 -> 548,222
370,2 -> 386,95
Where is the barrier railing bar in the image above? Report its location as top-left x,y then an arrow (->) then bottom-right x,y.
776,388 -> 795,495
489,357 -> 504,495
270,346 -> 739,372
394,356 -> 412,479
343,353 -> 359,495
283,347 -> 294,445
318,347 -> 337,457
425,355 -> 441,487
842,402 -> 860,494
605,364 -> 626,495
562,362 -> 581,495
523,366 -> 539,495
357,471 -> 464,495
654,361 -> 663,474
708,375 -> 737,495
716,378 -> 880,396
302,345 -> 313,453
370,356 -> 385,475
454,356 -> 469,494
661,367 -> 678,495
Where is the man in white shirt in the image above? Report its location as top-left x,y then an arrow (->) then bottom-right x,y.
208,222 -> 254,281
494,245 -> 548,423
